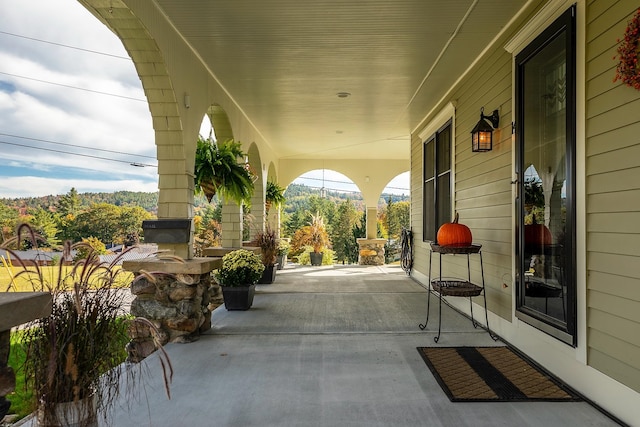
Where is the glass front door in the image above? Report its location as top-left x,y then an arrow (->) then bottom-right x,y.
515,6 -> 576,345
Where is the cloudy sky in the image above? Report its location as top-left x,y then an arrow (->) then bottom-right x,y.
0,0 -> 157,198
0,1 -> 409,199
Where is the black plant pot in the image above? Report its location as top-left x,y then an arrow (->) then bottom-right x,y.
258,264 -> 278,284
309,252 -> 323,266
221,284 -> 256,310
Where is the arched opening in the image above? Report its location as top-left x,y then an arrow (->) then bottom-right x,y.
284,169 -> 365,265
379,172 -> 410,263
194,109 -> 247,249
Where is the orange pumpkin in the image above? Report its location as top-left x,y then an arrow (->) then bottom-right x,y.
437,212 -> 472,246
524,224 -> 552,246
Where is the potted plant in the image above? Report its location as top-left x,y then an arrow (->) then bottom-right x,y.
214,249 -> 265,310
292,212 -> 330,266
3,225 -> 172,427
194,136 -> 255,205
276,239 -> 289,270
253,226 -> 279,284
265,180 -> 286,216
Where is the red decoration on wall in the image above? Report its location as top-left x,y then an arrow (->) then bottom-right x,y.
614,8 -> 640,90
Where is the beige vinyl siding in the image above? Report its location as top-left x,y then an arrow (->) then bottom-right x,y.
410,33 -> 515,320
451,60 -> 513,319
585,0 -> 640,392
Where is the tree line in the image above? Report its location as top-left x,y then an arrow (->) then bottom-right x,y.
1,184 -> 409,264
281,184 -> 409,264
0,188 -> 154,249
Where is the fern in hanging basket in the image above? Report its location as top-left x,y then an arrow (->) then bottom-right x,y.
613,8 -> 640,90
265,180 -> 286,215
194,137 -> 255,205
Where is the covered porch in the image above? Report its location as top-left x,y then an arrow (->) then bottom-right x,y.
54,1 -> 640,424
18,264 -> 616,426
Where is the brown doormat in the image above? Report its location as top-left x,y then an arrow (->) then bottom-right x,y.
417,346 -> 581,402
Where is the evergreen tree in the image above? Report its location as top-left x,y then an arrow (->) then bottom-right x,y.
350,212 -> 367,264
56,187 -> 81,216
201,203 -> 222,224
29,208 -> 60,248
283,209 -> 308,238
331,200 -> 359,264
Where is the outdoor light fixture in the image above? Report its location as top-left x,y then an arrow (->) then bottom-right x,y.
471,107 -> 499,152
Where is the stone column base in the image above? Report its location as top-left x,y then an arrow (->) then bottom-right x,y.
122,257 -> 221,362
357,238 -> 386,266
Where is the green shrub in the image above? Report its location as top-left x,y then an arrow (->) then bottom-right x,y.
215,249 -> 265,286
297,247 -> 334,265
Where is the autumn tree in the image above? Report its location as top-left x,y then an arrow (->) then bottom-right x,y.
193,203 -> 222,255
117,205 -> 153,245
72,203 -> 122,245
0,204 -> 18,243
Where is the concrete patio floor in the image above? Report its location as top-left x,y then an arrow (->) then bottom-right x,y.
30,264 -> 621,426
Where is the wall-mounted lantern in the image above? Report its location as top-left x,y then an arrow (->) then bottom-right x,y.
471,107 -> 499,152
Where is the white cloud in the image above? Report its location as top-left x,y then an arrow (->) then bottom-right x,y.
0,0 -> 156,197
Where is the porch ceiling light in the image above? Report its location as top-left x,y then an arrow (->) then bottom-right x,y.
471,107 -> 499,152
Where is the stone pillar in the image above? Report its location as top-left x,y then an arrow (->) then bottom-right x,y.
365,206 -> 378,239
122,258 -> 220,362
357,238 -> 386,266
221,202 -> 243,247
0,293 -> 52,421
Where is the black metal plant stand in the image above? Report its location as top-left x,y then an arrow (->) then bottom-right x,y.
419,243 -> 498,343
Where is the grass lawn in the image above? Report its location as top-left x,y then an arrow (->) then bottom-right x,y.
0,265 -> 134,292
6,331 -> 34,421
2,264 -> 133,421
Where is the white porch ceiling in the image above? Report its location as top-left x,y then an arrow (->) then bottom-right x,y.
153,0 -> 529,160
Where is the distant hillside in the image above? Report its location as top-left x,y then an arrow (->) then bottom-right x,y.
0,184 -> 409,214
1,191 -> 161,214
283,183 -> 409,213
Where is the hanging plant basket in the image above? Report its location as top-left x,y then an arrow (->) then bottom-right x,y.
614,8 -> 640,90
194,137 -> 255,205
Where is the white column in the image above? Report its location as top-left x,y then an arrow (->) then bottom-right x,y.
366,206 -> 378,239
221,202 -> 243,247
